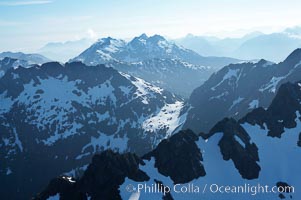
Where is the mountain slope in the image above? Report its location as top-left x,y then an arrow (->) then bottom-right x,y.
184,49 -> 301,132
107,59 -> 214,98
35,80 -> 301,200
0,61 -> 186,199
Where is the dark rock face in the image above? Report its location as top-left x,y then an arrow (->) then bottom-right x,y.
298,133 -> 301,147
34,176 -> 85,200
276,182 -> 294,199
241,81 -> 301,138
34,150 -> 149,200
154,180 -> 174,200
185,49 -> 301,133
0,61 -> 183,199
143,130 -> 206,184
206,118 -> 261,179
34,130 -> 207,199
79,151 -> 149,200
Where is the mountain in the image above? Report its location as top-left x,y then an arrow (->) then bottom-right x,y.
234,33 -> 301,62
175,32 -> 261,57
175,32 -> 263,58
71,34 -> 240,98
0,57 -> 32,78
38,38 -> 94,62
0,51 -> 51,64
106,59 -> 214,98
0,52 -> 51,78
71,37 -> 126,65
176,31 -> 301,62
184,49 -> 301,133
35,79 -> 301,199
71,34 -> 239,68
0,61 -> 186,199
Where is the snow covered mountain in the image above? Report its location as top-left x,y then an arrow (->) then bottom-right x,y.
0,51 -> 51,64
71,34 -> 239,97
0,52 -> 51,78
0,57 -> 32,78
71,34 -> 239,68
184,48 -> 301,132
0,62 -> 186,199
35,80 -> 301,200
107,59 -> 214,98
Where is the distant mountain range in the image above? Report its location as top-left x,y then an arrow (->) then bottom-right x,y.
71,34 -> 240,97
0,57 -> 31,78
38,38 -> 94,62
184,48 -> 301,132
0,62 -> 186,199
0,52 -> 51,78
0,51 -> 51,64
176,28 -> 301,62
72,34 -> 239,68
35,78 -> 301,200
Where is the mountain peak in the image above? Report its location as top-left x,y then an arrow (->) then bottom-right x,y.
138,33 -> 148,39
97,36 -> 114,44
283,48 -> 301,64
149,34 -> 166,41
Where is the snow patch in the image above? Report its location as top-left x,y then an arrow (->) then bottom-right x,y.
212,68 -> 240,90
47,194 -> 59,200
0,91 -> 14,114
229,97 -> 244,111
248,99 -> 259,109
209,92 -> 229,100
143,101 -> 184,137
119,85 -> 132,96
13,128 -> 23,152
6,167 -> 12,175
234,135 -> 245,148
259,76 -> 286,93
119,72 -> 163,104
82,133 -> 128,154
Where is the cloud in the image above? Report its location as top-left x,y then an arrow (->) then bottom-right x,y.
0,0 -> 53,6
87,29 -> 97,39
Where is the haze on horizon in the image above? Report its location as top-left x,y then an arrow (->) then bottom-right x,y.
1,0 -> 301,52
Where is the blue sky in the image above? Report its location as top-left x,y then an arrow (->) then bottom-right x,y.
1,0 -> 301,52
